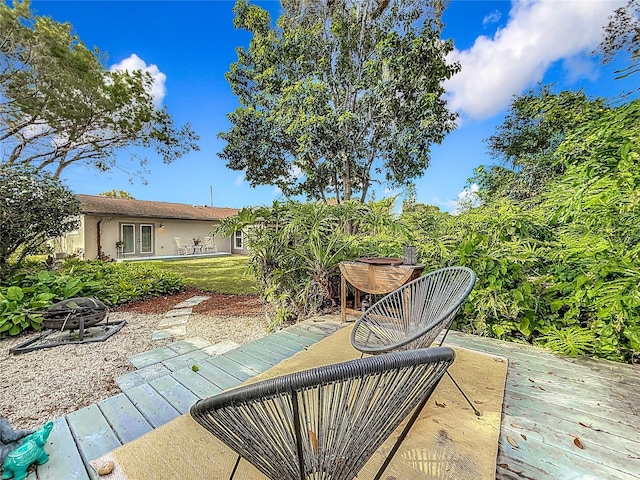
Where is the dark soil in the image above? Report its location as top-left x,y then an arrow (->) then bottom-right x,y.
112,288 -> 265,317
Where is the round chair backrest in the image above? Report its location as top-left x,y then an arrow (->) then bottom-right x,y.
350,266 -> 476,354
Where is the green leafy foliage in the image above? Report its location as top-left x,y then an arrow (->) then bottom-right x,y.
228,94 -> 639,363
0,270 -> 92,336
1,0 -> 199,180
444,97 -> 640,363
220,0 -> 458,202
474,86 -> 607,202
61,260 -> 185,306
0,165 -> 80,280
537,326 -> 596,357
0,260 -> 184,337
215,199 -> 409,329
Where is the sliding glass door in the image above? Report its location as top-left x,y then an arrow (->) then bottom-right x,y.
121,224 -> 136,255
140,224 -> 153,254
120,223 -> 154,256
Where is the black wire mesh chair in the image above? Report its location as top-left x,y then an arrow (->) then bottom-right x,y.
190,347 -> 455,480
350,266 -> 480,415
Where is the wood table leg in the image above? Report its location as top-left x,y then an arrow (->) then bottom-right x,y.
341,276 -> 347,322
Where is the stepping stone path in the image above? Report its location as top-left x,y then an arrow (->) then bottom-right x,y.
151,295 -> 210,341
116,296 -> 241,391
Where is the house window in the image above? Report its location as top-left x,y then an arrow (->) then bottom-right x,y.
140,224 -> 153,254
121,224 -> 135,254
234,230 -> 243,249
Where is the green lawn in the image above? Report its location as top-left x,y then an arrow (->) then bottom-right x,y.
140,255 -> 257,295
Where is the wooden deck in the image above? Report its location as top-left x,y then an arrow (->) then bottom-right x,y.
26,323 -> 640,480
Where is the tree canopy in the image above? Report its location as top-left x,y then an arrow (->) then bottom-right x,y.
472,86 -> 608,202
0,0 -> 199,180
600,0 -> 640,83
0,165 -> 79,280
219,0 -> 459,203
98,190 -> 135,199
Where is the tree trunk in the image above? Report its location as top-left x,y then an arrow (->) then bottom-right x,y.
341,150 -> 351,201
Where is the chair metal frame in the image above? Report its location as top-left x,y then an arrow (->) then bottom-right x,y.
174,237 -> 189,255
190,347 -> 455,480
350,266 -> 480,415
203,235 -> 217,253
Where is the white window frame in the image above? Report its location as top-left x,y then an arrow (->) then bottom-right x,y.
140,224 -> 154,254
234,230 -> 243,249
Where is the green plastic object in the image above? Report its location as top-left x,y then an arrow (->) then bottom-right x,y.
1,422 -> 53,480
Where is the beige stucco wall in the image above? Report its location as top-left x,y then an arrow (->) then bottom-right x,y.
49,216 -> 86,259
54,215 -> 236,259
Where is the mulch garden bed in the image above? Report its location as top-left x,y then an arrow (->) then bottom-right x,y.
112,288 -> 265,317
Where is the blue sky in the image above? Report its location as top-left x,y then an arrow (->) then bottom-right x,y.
29,0 -> 636,212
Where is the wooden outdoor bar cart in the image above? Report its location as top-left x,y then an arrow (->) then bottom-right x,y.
339,258 -> 425,322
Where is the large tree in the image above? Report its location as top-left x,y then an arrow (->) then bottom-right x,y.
473,86 -> 608,202
0,0 -> 199,180
219,0 -> 458,203
0,165 -> 80,280
599,0 -> 640,83
98,190 -> 135,199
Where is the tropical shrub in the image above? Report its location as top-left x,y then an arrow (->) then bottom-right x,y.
433,99 -> 640,363
538,100 -> 640,361
0,269 -> 97,336
215,199 -> 416,329
216,202 -> 355,328
0,260 -> 184,337
61,260 -> 185,306
0,165 -> 80,281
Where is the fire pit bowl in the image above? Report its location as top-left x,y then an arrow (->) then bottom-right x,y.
43,297 -> 108,330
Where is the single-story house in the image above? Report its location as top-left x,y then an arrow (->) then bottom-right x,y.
50,194 -> 248,260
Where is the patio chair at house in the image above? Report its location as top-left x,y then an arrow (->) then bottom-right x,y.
190,347 -> 455,480
203,235 -> 217,253
174,237 -> 189,255
350,266 -> 480,415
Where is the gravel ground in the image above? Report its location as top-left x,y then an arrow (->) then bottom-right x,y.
0,305 -> 269,430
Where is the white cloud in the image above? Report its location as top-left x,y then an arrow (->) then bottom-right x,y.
562,55 -> 600,83
452,183 -> 481,214
290,165 -> 303,179
234,173 -> 245,186
483,10 -> 502,27
110,54 -> 166,108
445,0 -> 624,120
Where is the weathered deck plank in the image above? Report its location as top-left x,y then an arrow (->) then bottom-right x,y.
171,367 -> 223,399
148,376 -> 199,414
268,331 -> 312,349
276,328 -> 325,344
202,353 -> 255,381
235,342 -> 294,365
222,349 -> 273,373
29,321 -> 640,479
66,404 -> 121,465
504,395 -> 640,453
255,334 -> 303,355
236,342 -> 292,365
501,415 -> 638,479
37,418 -> 90,480
127,345 -> 180,369
192,355 -> 245,390
161,349 -> 212,372
98,394 -> 153,444
166,337 -> 212,355
124,383 -> 181,428
443,330 -> 640,480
